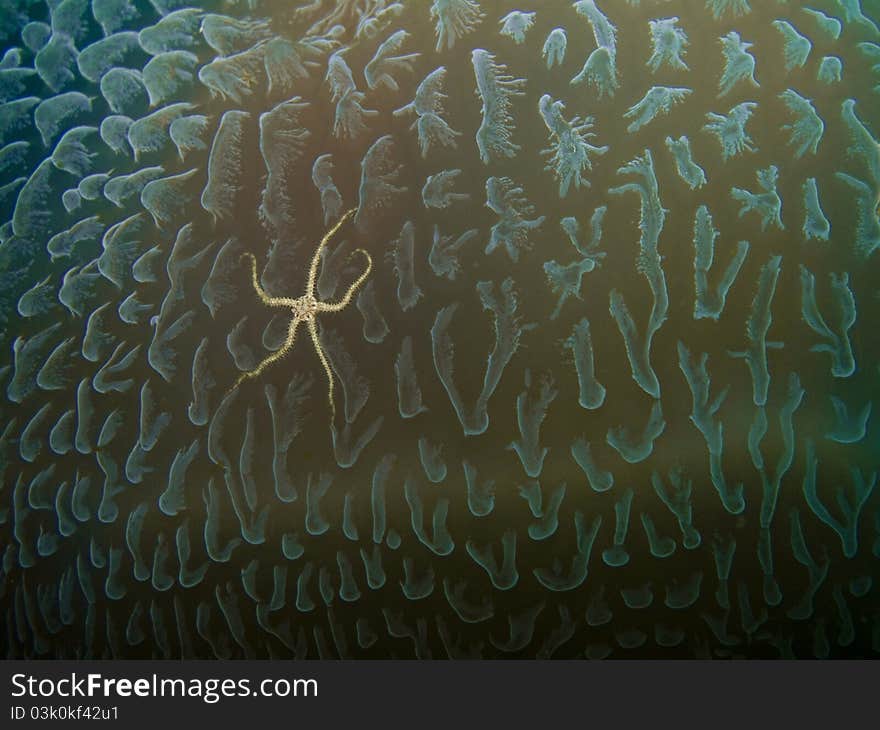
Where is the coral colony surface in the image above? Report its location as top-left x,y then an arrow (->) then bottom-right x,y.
0,0 -> 878,658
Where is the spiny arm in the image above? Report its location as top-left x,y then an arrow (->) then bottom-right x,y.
309,317 -> 337,421
320,249 -> 372,312
240,252 -> 297,308
308,207 -> 357,296
229,317 -> 300,392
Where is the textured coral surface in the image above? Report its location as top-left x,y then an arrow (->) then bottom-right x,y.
0,0 -> 879,659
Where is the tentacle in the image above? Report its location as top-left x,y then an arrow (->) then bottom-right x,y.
319,249 -> 372,312
309,317 -> 336,421
308,207 -> 357,296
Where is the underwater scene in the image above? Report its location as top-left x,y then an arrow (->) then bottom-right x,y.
0,0 -> 878,660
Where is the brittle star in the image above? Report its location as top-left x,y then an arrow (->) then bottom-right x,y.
229,208 -> 371,421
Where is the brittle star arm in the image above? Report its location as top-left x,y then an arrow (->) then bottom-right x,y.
319,249 -> 373,313
307,207 -> 357,296
308,316 -> 337,421
241,252 -> 298,308
231,316 -> 301,390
